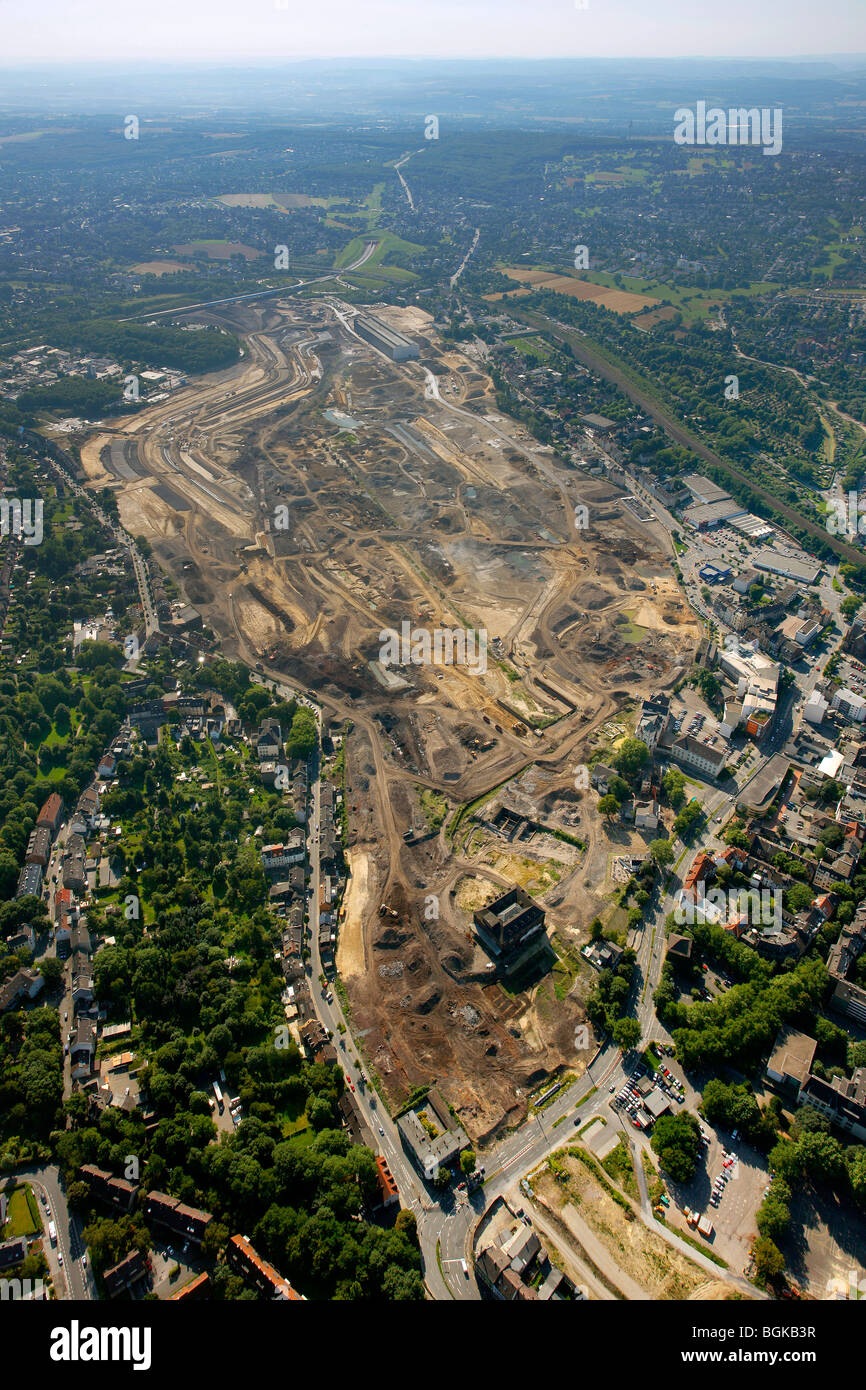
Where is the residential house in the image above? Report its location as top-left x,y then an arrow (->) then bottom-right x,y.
143,1191 -> 212,1246
226,1233 -> 304,1300
634,800 -> 660,831
0,1237 -> 28,1272
635,694 -> 672,754
591,763 -> 617,793
374,1156 -> 400,1210
16,863 -> 43,898
0,967 -> 44,1014
25,825 -> 52,867
256,719 -> 282,760
36,792 -> 64,837
79,1164 -> 139,1214
103,1250 -> 148,1299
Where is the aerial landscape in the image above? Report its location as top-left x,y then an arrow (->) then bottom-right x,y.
1,0 -> 865,1361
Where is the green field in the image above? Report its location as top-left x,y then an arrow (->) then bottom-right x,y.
335,230 -> 425,272
507,336 -> 553,358
618,612 -> 650,644
2,1184 -> 41,1239
576,270 -> 783,324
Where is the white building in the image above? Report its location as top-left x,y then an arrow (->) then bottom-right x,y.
803,690 -> 829,725
833,688 -> 866,724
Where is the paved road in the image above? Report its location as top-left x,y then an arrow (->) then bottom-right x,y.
4,1164 -> 95,1300
118,241 -> 379,323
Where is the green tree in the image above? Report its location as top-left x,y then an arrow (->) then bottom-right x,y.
612,1017 -> 642,1051
649,838 -> 674,867
753,1236 -> 785,1282
286,708 -> 317,760
38,957 -> 63,991
612,738 -> 649,782
651,1112 -> 701,1183
757,1192 -> 791,1243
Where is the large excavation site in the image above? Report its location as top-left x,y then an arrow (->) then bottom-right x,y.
80,295 -> 700,1139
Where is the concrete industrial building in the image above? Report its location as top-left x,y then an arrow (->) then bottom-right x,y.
473,885 -> 550,974
397,1087 -> 470,1175
752,548 -> 820,585
354,313 -> 419,361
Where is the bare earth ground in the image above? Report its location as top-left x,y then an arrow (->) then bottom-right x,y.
83,294 -> 698,1140
497,266 -> 661,313
532,1150 -> 731,1300
337,849 -> 373,979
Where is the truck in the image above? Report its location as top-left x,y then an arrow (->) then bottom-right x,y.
48,1221 -> 57,1246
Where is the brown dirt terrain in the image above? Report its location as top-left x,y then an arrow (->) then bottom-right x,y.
83,295 -> 698,1140
533,1151 -> 727,1300
499,267 -> 660,313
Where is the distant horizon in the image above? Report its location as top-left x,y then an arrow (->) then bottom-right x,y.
1,0 -> 863,65
1,53 -> 865,67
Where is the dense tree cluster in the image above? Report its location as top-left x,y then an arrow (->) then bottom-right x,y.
0,1006 -> 63,1157
659,958 -> 828,1073
650,1112 -> 702,1183
585,949 -> 637,1037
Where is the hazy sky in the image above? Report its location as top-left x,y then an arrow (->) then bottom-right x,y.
1,0 -> 863,63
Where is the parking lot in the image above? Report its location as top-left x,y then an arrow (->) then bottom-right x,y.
611,1049 -> 687,1133
836,655 -> 866,700
784,1185 -> 866,1298
665,1127 -> 769,1274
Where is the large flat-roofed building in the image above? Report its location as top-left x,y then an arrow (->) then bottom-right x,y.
681,474 -> 731,505
752,548 -> 820,585
473,884 -> 549,973
397,1086 -> 469,1177
684,499 -> 746,529
736,753 -> 790,815
833,687 -> 866,723
580,413 -> 617,433
800,1070 -> 866,1143
354,313 -> 419,361
765,1025 -> 817,1092
670,733 -> 727,778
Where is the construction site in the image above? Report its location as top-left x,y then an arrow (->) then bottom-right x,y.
79,293 -> 700,1141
